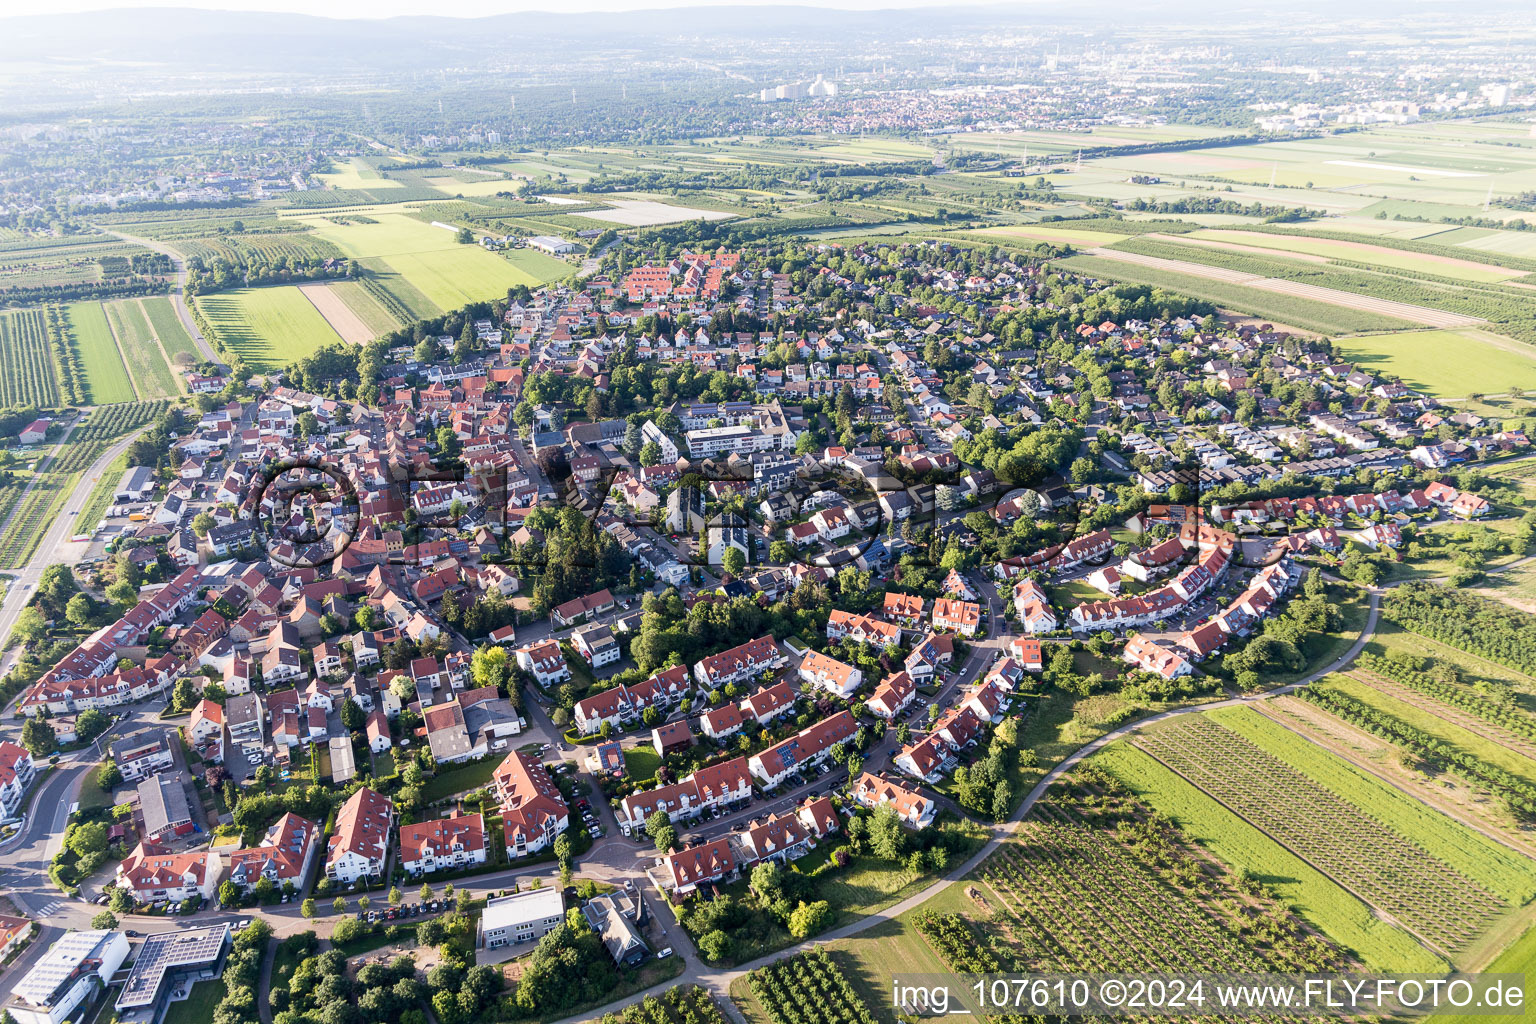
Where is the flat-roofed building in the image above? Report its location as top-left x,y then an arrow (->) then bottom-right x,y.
114,925 -> 230,1023
5,930 -> 130,1024
477,888 -> 565,963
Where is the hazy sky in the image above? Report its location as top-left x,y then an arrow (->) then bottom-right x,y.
8,0 -> 989,19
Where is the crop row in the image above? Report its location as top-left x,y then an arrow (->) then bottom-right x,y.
1300,686 -> 1536,818
1382,582 -> 1536,679
1353,653 -> 1536,746
74,400 -> 171,442
746,949 -> 878,1024
0,309 -> 61,409
43,304 -> 87,405
591,986 -> 731,1024
1136,715 -> 1502,954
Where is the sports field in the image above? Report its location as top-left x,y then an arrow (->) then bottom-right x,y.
1333,328 -> 1536,398
195,286 -> 346,371
64,300 -> 137,404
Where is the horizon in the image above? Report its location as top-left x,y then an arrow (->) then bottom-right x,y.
0,0 -> 1000,21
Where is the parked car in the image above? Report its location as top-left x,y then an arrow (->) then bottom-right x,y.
657,947 -> 673,959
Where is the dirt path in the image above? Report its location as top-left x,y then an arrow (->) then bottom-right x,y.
298,282 -> 374,345
1083,246 -> 1487,329
133,297 -> 188,393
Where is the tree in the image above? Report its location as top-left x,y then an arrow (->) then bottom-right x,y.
170,678 -> 198,712
333,896 -> 348,915
471,646 -> 509,691
868,804 -> 905,861
787,899 -> 832,939
419,883 -> 433,903
106,579 -> 138,607
697,929 -> 733,962
647,809 -> 676,854
722,546 -> 746,576
12,605 -> 46,645
219,880 -> 240,907
553,833 -> 572,867
21,717 -> 55,758
389,886 -> 402,907
192,512 -> 216,537
96,759 -> 122,789
302,898 -> 317,918
109,886 -> 134,914
456,227 -> 474,245
65,593 -> 93,628
92,910 -> 118,929
340,700 -> 365,732
358,896 -> 371,912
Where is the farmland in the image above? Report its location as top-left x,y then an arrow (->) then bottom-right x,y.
1094,742 -> 1445,972
740,950 -> 879,1024
1205,705 -> 1536,903
62,301 -> 135,404
1057,253 -> 1418,334
1333,328 -> 1536,399
1188,228 -> 1530,282
299,212 -> 570,312
194,286 -> 346,371
102,298 -> 180,397
1132,714 -> 1506,961
140,296 -> 201,364
0,308 -> 61,408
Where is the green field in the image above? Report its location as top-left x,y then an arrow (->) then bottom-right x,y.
1058,253 -> 1418,334
195,286 -> 346,372
1333,328 -> 1536,399
326,279 -> 406,335
318,157 -> 402,191
1191,229 -> 1527,283
0,308 -> 61,408
1207,706 -> 1536,903
1096,741 -> 1447,971
103,298 -> 179,398
64,301 -> 137,404
1432,923 -> 1536,1022
302,212 -> 565,311
972,223 -> 1130,246
140,296 -> 201,363
1317,674 -> 1536,785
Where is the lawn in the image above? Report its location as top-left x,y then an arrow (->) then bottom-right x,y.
1316,674 -> 1536,785
622,746 -> 660,782
420,757 -> 499,804
1206,705 -> 1536,903
1094,741 -> 1446,972
140,296 -> 201,363
161,978 -> 226,1024
1333,328 -> 1536,399
65,301 -> 137,404
194,286 -> 346,372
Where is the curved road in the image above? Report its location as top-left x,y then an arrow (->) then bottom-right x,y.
94,228 -> 221,365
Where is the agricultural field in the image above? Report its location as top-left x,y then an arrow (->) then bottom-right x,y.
944,124 -> 1237,159
1188,228 -> 1529,282
322,280 -> 406,336
1058,253 -> 1418,335
591,987 -> 733,1024
738,950 -> 881,1024
1095,742 -> 1446,972
140,296 -> 201,364
64,301 -> 136,404
102,298 -> 180,397
1206,705 -> 1536,903
317,157 -> 402,191
298,212 -> 565,311
1132,714 -> 1513,963
1333,328 -> 1536,399
1088,118 -> 1536,212
567,197 -> 738,227
194,286 -> 346,371
297,282 -> 374,344
0,308 -> 61,408
973,222 -> 1130,246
